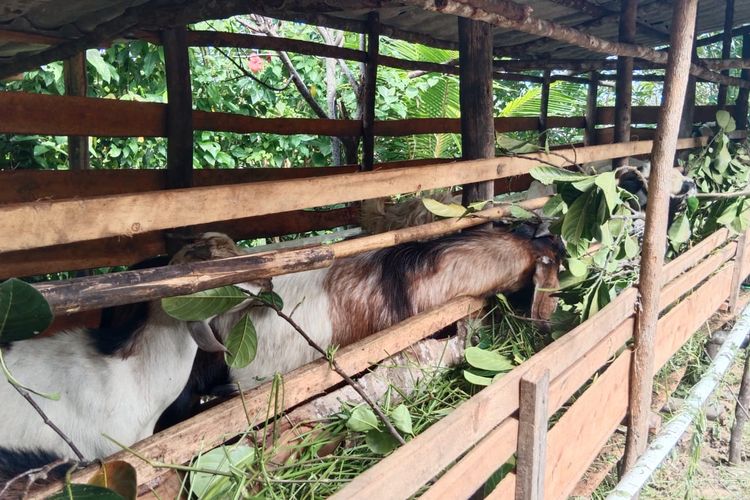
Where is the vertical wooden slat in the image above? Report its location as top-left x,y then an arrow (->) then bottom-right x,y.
360,11 -> 379,172
734,34 -> 750,130
623,0 -> 699,472
717,0 -> 736,109
459,17 -> 495,205
584,72 -> 599,147
63,52 -> 89,171
538,70 -> 551,147
613,0 -> 639,168
162,27 -> 194,254
515,368 -> 550,500
727,230 -> 748,312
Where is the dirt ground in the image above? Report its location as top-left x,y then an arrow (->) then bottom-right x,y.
639,351 -> 750,500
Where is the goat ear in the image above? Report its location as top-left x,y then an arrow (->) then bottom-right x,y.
530,255 -> 559,328
187,320 -> 227,353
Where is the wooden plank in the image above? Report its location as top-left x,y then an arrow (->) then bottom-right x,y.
330,289 -> 638,500
659,241 -> 737,310
32,199 -> 546,314
595,105 -> 732,125
193,110 -> 358,136
662,229 -> 731,284
515,368 -> 550,500
0,140 -> 705,253
654,265 -> 734,370
423,317 -> 634,499
0,207 -> 358,280
33,296 -> 484,496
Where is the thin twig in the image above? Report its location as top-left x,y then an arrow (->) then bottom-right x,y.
214,46 -> 293,92
0,458 -> 73,498
695,189 -> 750,199
267,305 -> 407,446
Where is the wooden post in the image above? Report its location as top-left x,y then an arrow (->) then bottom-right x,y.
539,69 -> 551,147
162,27 -> 194,253
360,12 -> 379,172
613,0 -> 639,168
515,368 -> 550,500
717,0 -> 736,109
734,34 -> 750,130
63,52 -> 89,170
623,0 -> 699,472
584,72 -> 599,146
459,17 -> 495,205
728,345 -> 750,464
727,230 -> 748,312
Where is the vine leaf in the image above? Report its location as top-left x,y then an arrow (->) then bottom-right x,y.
224,314 -> 258,369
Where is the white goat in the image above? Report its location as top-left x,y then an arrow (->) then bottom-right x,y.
0,234 -> 261,481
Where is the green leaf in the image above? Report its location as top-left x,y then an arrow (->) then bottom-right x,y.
542,194 -> 567,217
365,429 -> 399,455
422,198 -> 466,218
686,196 -> 699,214
224,314 -> 257,369
595,172 -> 619,213
0,278 -> 53,342
86,49 -> 111,83
529,166 -> 590,185
667,214 -> 691,244
509,205 -> 535,219
190,445 -> 255,499
465,346 -> 514,372
256,291 -> 283,310
390,404 -> 414,435
161,285 -> 247,321
561,190 -> 593,258
570,177 -> 598,192
463,370 -> 493,386
48,484 -> 124,500
717,201 -> 741,226
88,461 -> 137,500
716,109 -> 733,129
346,405 -> 380,432
567,258 -> 588,277
623,234 -> 639,259
592,248 -> 609,268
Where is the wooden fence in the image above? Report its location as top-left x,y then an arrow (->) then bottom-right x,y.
17,132 -> 748,498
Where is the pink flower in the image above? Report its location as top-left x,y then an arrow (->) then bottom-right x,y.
248,54 -> 265,74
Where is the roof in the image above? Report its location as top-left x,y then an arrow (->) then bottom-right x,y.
1,0 -> 750,66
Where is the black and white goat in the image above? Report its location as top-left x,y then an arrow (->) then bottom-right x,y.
159,227 -> 562,427
0,234 -> 262,484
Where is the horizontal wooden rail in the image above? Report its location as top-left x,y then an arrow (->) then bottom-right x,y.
0,139 -> 707,253
0,91 -> 730,138
32,296 -> 485,497
33,199 -> 548,315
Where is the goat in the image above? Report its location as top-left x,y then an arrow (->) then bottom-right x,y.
158,227 -> 562,428
360,190 -> 459,235
0,234 -> 263,486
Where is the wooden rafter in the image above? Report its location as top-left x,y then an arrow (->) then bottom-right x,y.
548,0 -> 670,41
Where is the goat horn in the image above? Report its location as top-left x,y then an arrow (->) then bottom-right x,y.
187,320 -> 228,353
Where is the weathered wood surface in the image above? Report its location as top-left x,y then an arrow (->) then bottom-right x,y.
515,368 -> 550,500
63,52 -> 89,171
584,72 -> 598,146
33,198 -> 547,314
613,0 -> 639,168
32,296 -> 484,497
361,12 -> 379,171
728,231 -> 748,312
330,289 -> 638,499
625,0 -> 699,470
0,139 -> 706,253
662,228 -> 731,284
0,90 -> 728,138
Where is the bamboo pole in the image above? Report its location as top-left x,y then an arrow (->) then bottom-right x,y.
361,12 -> 379,172
613,0 -> 639,169
584,72 -> 599,146
458,17 -> 495,205
718,0 -> 736,109
63,52 -> 89,171
400,0 -> 749,89
623,0 -> 699,472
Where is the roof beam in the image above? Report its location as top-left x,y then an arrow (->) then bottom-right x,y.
493,57 -> 750,73
400,0 -> 750,88
548,0 -> 670,41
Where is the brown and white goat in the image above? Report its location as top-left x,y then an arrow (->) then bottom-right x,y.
0,235 -> 264,485
160,227 -> 561,424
